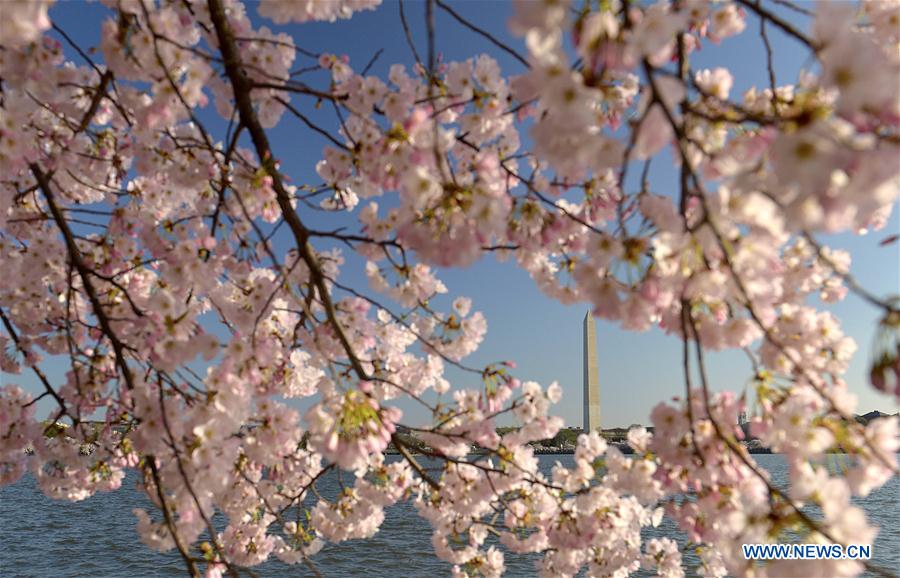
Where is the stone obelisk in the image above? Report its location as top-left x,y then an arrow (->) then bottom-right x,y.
583,312 -> 601,432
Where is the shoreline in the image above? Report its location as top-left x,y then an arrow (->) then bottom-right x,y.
384,445 -> 779,456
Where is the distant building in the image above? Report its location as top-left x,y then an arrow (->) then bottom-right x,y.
583,312 -> 601,432
856,410 -> 893,424
600,428 -> 628,442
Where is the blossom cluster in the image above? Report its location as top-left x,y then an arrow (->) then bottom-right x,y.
1,0 -> 898,577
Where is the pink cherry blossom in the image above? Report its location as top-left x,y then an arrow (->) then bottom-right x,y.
1,1 -> 897,576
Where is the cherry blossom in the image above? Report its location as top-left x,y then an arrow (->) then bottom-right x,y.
1,0 -> 898,577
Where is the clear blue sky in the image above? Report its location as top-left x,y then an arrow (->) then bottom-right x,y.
9,1 -> 898,428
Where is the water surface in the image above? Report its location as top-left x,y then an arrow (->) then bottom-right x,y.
1,455 -> 897,577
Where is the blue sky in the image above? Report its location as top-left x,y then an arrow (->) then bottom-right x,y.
9,1 -> 898,428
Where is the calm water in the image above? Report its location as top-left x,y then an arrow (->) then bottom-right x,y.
1,455 -> 897,577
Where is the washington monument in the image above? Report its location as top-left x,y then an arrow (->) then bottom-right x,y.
583,312 -> 601,432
